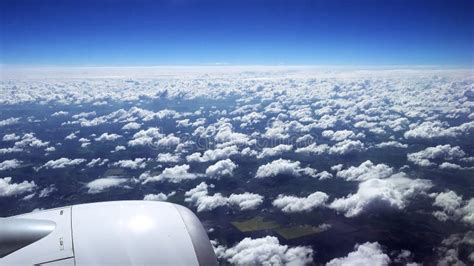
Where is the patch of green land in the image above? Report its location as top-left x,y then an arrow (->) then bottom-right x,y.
276,224 -> 329,240
232,216 -> 280,232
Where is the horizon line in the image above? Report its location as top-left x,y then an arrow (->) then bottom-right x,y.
1,64 -> 473,70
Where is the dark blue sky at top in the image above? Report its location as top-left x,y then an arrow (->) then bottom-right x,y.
0,0 -> 473,67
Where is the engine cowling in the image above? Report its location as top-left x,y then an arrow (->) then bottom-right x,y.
0,201 -> 217,266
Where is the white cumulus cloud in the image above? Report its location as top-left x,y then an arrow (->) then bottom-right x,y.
3,133 -> 20,142
86,176 -> 129,193
156,153 -> 181,163
143,191 -> 176,201
206,159 -> 237,179
140,164 -> 199,183
330,174 -> 433,217
113,158 -> 147,169
186,145 -> 239,163
255,159 -> 316,178
95,133 -> 122,141
42,158 -> 86,169
0,177 -> 36,197
122,122 -> 141,130
326,242 -> 390,266
0,159 -> 22,171
257,144 -> 293,159
215,236 -> 313,265
185,182 -> 228,212
273,191 -> 329,213
407,144 -> 466,167
336,161 -> 394,181
228,192 -> 264,210
128,127 -> 163,147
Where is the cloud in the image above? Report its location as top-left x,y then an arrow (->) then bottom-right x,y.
329,140 -> 365,155
72,111 -> 96,119
296,134 -> 314,144
156,134 -> 180,147
113,158 -> 147,169
121,107 -> 180,122
432,191 -> 463,222
315,171 -> 333,180
273,192 -> 329,213
336,160 -> 394,181
236,111 -> 266,128
95,133 -> 122,141
128,127 -> 163,147
45,146 -> 56,153
374,141 -> 408,149
214,122 -> 252,146
159,164 -> 199,181
296,143 -> 330,155
0,147 -> 23,154
263,120 -> 291,139
185,182 -> 228,212
0,159 -> 22,171
431,190 -> 474,226
407,144 -> 466,167
322,130 -> 359,142
438,162 -> 474,170
330,174 -> 433,217
143,191 -> 176,201
86,158 -> 109,167
257,144 -> 293,159
3,133 -> 20,142
79,138 -> 90,148
241,147 -> 258,157
13,133 -> 49,149
122,122 -> 141,130
228,192 -> 264,210
42,157 -> 86,169
185,182 -> 263,211
65,132 -> 77,140
255,159 -> 316,178
140,164 -> 199,183
176,119 -> 191,127
112,145 -> 126,152
86,176 -> 128,193
0,117 -> 20,127
263,119 -> 315,139
435,231 -> 474,265
51,111 -> 68,117
384,117 -> 410,132
69,109 -> 115,127
404,121 -> 474,139
331,164 -> 344,172
0,177 -> 36,197
186,145 -> 239,162
206,159 -> 237,179
156,153 -> 180,163
461,199 -> 474,226
326,242 -> 390,266
215,236 -> 313,265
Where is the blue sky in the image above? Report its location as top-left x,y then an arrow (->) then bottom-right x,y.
0,0 -> 473,67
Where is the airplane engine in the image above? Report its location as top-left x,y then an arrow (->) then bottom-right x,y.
0,201 -> 218,266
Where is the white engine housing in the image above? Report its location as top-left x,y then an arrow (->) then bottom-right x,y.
0,201 -> 217,266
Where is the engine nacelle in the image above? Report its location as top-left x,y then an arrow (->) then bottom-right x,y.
0,201 -> 217,265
